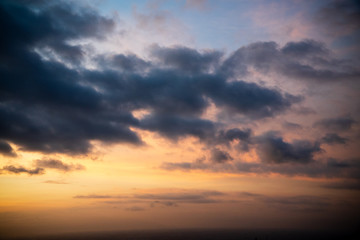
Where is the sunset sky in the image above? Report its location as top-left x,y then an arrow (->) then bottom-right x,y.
0,0 -> 360,238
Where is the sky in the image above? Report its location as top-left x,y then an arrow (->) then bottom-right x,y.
0,0 -> 360,238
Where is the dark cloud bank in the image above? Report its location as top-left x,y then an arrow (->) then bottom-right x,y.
0,0 -> 359,183
0,0 -> 300,155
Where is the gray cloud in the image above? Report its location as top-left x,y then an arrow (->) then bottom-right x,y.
1,165 -> 44,175
163,158 -> 360,182
161,162 -> 204,171
255,132 -> 322,164
238,192 -> 331,212
34,159 -> 85,172
150,45 -> 222,73
222,40 -> 360,82
321,133 -> 349,145
0,0 -> 358,168
125,206 -> 146,211
74,190 -> 226,205
210,148 -> 233,163
139,114 -> 216,141
281,39 -> 329,57
214,128 -> 252,152
0,159 -> 86,176
0,140 -> 17,157
282,121 -> 303,131
150,201 -> 178,207
134,191 -> 223,204
0,0 -> 302,156
321,180 -> 360,191
314,116 -> 356,131
97,53 -> 151,73
73,194 -> 113,199
199,76 -> 301,118
216,128 -> 252,144
0,0 -> 141,155
314,0 -> 360,55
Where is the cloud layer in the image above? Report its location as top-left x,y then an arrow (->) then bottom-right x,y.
73,188 -> 341,213
0,0 -> 305,155
0,0 -> 359,187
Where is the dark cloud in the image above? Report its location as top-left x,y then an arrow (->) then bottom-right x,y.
0,102 -> 142,154
222,40 -> 360,82
0,0 -> 142,154
4,0 -> 354,159
256,132 -> 322,164
0,0 -> 114,62
282,121 -> 303,131
326,158 -> 360,179
83,69 -> 210,116
216,128 -> 252,143
159,125 -> 357,179
139,114 -> 215,141
313,0 -> 360,61
314,0 -> 360,53
214,128 -> 252,151
210,148 -> 233,163
150,45 -> 222,73
321,133 -> 349,145
199,76 -> 301,118
0,165 -> 44,175
0,140 -> 17,157
85,66 -> 298,120
321,180 -> 360,191
98,53 -> 151,72
314,116 -> 356,131
0,159 -> 86,175
220,41 -> 277,76
160,159 -> 244,173
34,159 -> 85,172
161,161 -> 206,171
281,39 -> 329,57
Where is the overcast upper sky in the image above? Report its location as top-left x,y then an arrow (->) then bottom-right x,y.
0,0 -> 359,238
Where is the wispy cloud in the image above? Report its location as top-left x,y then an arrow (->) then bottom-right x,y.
74,189 -> 227,206
34,159 -> 85,172
74,188 -> 334,212
74,194 -> 114,199
0,165 -> 44,175
42,180 -> 69,184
